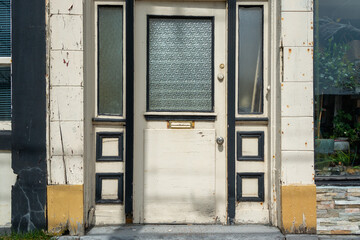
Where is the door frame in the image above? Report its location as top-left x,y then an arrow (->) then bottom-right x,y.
125,0 -> 134,223
83,0 -> 281,226
227,0 -> 236,224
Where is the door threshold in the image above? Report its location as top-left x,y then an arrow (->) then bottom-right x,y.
79,224 -> 283,240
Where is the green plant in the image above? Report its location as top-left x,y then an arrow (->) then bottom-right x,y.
316,151 -> 356,168
0,230 -> 53,240
329,151 -> 353,166
315,153 -> 336,168
317,38 -> 360,92
333,110 -> 360,143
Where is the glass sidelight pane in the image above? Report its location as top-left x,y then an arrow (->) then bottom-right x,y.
98,6 -> 123,116
238,7 -> 263,114
148,17 -> 213,112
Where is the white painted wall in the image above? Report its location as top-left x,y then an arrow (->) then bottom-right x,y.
47,0 -> 84,185
280,0 -> 314,185
0,152 -> 16,227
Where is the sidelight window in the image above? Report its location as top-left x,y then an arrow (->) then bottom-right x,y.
238,6 -> 264,114
97,5 -> 124,116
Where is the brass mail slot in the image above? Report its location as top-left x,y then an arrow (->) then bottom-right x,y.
167,121 -> 195,129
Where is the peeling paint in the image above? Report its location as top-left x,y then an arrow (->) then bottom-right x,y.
47,185 -> 84,235
281,185 -> 316,234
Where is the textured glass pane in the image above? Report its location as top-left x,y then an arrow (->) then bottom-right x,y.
98,6 -> 123,115
0,0 -> 11,57
148,18 -> 213,112
238,7 -> 263,114
0,66 -> 11,120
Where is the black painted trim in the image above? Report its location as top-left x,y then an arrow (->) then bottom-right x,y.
125,0 -> 134,219
146,15 -> 215,113
315,176 -> 360,186
92,117 -> 126,123
96,173 -> 124,204
235,117 -> 268,122
237,172 -> 264,202
96,132 -> 124,162
237,131 -> 264,161
227,0 -> 236,224
0,130 -> 11,150
145,114 -> 216,121
11,0 -> 47,231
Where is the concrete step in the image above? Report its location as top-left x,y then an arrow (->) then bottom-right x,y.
55,225 -> 360,240
57,225 -> 285,240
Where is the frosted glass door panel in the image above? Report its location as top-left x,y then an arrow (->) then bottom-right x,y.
148,17 -> 214,112
238,7 -> 263,114
98,6 -> 123,116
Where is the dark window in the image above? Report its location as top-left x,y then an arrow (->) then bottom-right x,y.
0,0 -> 11,120
314,0 -> 360,177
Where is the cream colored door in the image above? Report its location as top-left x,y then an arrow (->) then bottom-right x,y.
133,1 -> 227,224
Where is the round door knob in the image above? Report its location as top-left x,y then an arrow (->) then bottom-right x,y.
216,137 -> 224,145
217,73 -> 224,81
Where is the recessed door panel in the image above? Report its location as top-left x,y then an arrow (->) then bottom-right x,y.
143,129 -> 216,223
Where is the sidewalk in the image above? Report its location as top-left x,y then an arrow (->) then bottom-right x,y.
55,225 -> 360,240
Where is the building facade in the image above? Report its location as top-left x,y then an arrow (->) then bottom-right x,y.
0,0 -> 359,236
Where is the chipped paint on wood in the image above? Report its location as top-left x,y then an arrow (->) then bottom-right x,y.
50,87 -> 83,121
50,15 -> 83,51
50,51 -> 83,86
281,0 -> 313,12
281,12 -> 313,47
143,129 -> 216,223
281,151 -> 314,185
280,3 -> 315,233
50,121 -> 84,156
50,0 -> 83,15
281,117 -> 314,151
281,82 -> 313,117
49,156 -> 84,185
95,205 -> 125,225
47,0 -> 84,190
283,47 -> 313,82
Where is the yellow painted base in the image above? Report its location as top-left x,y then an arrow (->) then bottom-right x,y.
47,185 -> 84,235
281,184 -> 317,234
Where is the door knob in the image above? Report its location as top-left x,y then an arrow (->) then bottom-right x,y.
217,73 -> 224,81
216,137 -> 224,145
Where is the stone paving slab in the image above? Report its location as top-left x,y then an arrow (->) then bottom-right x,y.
56,225 -> 284,240
318,235 -> 360,240
55,225 -> 360,240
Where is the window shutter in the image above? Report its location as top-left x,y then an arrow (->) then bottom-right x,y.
0,67 -> 11,120
0,0 -> 11,57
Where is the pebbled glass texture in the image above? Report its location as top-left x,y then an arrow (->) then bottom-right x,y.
148,17 -> 213,112
98,6 -> 123,116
